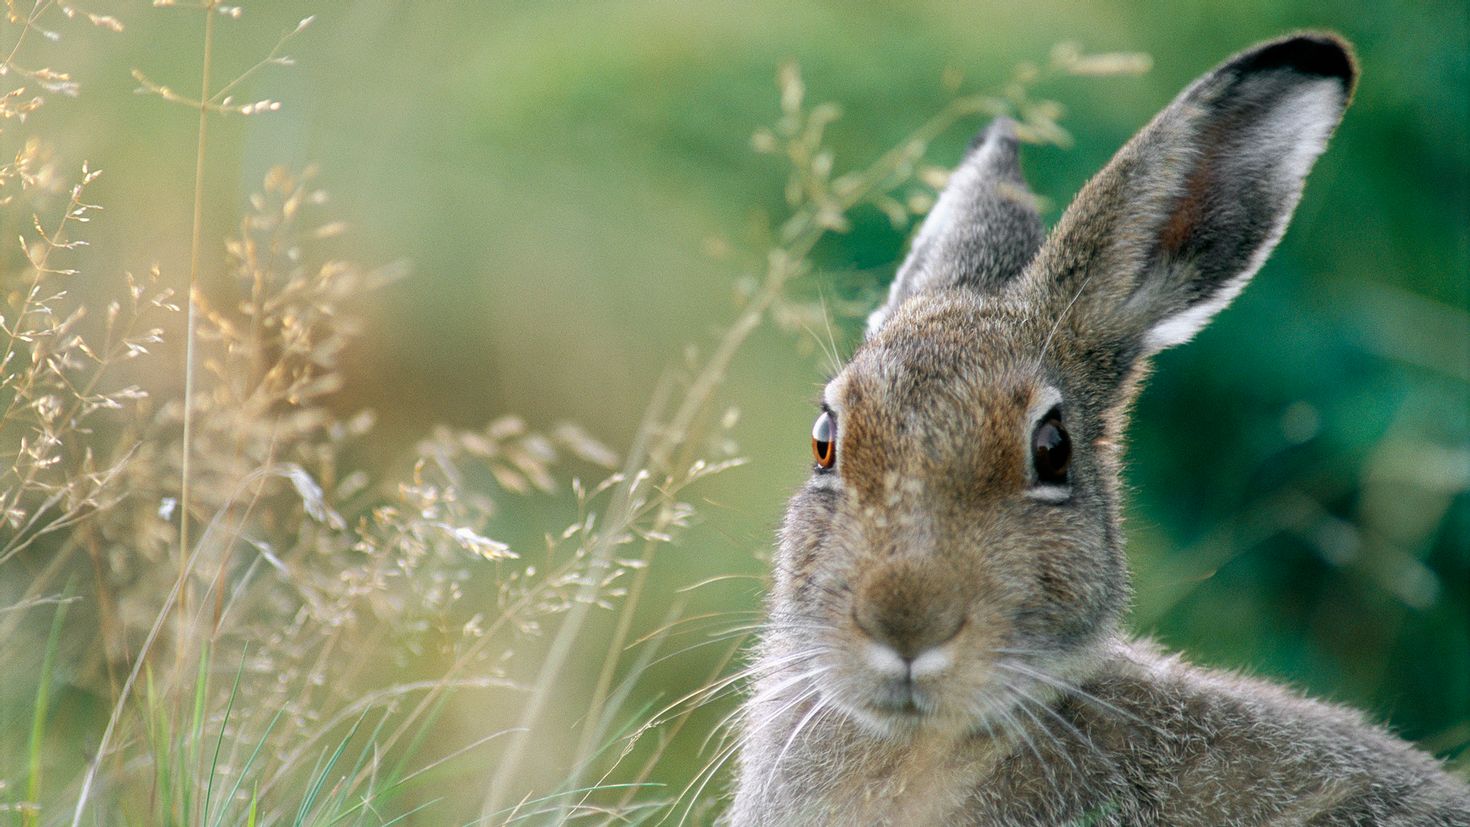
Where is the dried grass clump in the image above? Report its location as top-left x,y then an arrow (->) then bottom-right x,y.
0,6 -> 151,596
0,3 -> 1151,823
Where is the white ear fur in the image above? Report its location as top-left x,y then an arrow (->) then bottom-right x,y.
1143,78 -> 1348,351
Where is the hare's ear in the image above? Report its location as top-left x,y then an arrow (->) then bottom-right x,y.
866,118 -> 1044,336
1025,33 -> 1356,371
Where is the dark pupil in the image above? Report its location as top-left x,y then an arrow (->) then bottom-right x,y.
812,411 -> 835,467
1032,409 -> 1070,483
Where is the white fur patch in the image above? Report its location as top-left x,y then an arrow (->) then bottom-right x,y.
822,374 -> 848,412
864,641 -> 952,681
864,641 -> 908,678
1025,485 -> 1071,503
1026,385 -> 1063,427
809,473 -> 841,493
910,647 -> 951,679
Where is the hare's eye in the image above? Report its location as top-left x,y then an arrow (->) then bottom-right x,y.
1031,407 -> 1070,484
812,410 -> 836,470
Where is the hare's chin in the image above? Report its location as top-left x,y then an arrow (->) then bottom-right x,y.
826,668 -> 1021,741
830,682 -> 969,740
838,696 -> 996,742
838,699 -> 930,739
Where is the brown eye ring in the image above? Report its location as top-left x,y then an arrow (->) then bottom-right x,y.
812,410 -> 836,470
1032,406 -> 1071,484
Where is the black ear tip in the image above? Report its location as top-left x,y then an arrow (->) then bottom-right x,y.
965,117 -> 1019,155
1236,32 -> 1358,91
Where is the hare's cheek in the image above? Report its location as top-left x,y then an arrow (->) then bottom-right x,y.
774,494 -> 842,598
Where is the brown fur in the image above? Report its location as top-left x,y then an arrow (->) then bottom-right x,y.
727,33 -> 1470,826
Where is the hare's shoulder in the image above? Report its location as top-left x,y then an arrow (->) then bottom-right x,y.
1039,639 -> 1470,825
727,640 -> 1467,825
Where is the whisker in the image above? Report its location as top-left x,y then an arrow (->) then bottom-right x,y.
673,680 -> 826,826
641,648 -> 829,731
761,689 -> 830,799
817,287 -> 845,377
984,692 -> 1048,775
999,683 -> 1081,780
995,660 -> 1151,730
635,627 -> 764,673
699,698 -> 753,755
748,664 -> 831,705
677,658 -> 832,753
991,646 -> 1052,657
1034,266 -> 1097,369
626,609 -> 763,649
669,731 -> 744,826
993,661 -> 1164,743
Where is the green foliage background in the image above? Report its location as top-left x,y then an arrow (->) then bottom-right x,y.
5,0 -> 1467,819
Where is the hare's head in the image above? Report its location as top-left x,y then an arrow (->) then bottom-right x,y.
770,34 -> 1356,737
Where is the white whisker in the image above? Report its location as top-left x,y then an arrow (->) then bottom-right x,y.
995,660 -> 1151,730
1000,682 -> 1081,780
762,690 -> 830,799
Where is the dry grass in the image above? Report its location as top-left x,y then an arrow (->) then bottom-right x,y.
0,4 -> 1150,823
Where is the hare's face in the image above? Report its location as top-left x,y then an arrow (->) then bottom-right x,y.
775,290 -> 1126,736
763,34 -> 1353,740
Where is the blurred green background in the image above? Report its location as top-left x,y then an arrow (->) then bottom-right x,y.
28,0 -> 1469,812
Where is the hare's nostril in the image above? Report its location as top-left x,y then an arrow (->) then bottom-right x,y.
853,598 -> 965,660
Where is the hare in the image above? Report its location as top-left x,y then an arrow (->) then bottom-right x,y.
727,33 -> 1470,826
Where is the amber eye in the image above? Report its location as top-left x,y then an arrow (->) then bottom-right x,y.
812,410 -> 836,469
1032,407 -> 1070,484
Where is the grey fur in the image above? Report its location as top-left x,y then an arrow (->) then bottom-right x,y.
728,33 -> 1470,826
866,118 -> 1045,336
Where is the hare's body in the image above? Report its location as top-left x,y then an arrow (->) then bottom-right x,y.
734,638 -> 1468,825
729,34 -> 1470,825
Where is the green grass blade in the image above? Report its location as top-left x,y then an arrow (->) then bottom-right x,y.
295,708 -> 369,825
320,707 -> 394,821
144,664 -> 173,823
327,727 -> 521,825
211,706 -> 283,827
294,743 -> 333,825
203,643 -> 247,825
482,783 -> 666,823
25,582 -> 74,827
184,640 -> 212,823
384,688 -> 454,787
378,796 -> 442,826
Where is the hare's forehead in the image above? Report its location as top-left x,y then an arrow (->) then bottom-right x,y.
829,301 -> 1043,415
867,292 -> 1043,363
826,338 -> 1038,427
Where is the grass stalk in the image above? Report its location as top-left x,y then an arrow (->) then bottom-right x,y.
182,639 -> 211,823
177,0 -> 218,657
478,375 -> 677,817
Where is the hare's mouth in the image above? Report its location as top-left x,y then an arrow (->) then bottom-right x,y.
833,674 -> 948,736
869,683 -> 929,716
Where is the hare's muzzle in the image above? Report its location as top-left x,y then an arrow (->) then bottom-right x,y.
852,562 -> 966,666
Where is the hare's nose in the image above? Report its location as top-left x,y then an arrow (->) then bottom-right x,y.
852,565 -> 965,660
